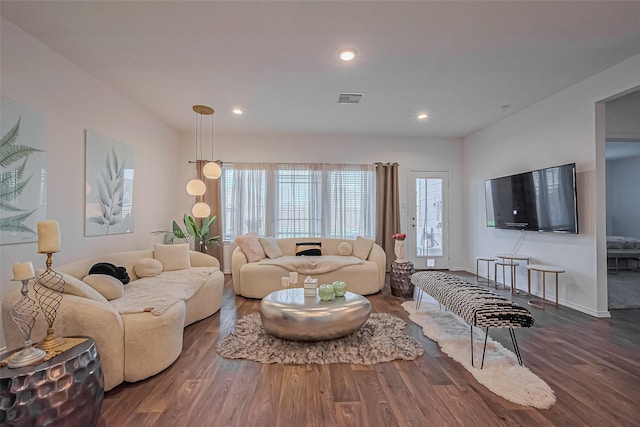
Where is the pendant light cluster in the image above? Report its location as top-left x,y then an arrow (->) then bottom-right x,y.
187,105 -> 221,218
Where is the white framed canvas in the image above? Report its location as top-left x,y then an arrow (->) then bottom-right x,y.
85,130 -> 135,236
0,96 -> 47,245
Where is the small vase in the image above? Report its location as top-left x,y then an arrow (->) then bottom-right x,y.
394,240 -> 407,263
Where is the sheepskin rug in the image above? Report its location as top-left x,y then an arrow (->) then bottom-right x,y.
402,300 -> 556,409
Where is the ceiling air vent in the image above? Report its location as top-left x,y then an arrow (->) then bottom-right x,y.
338,92 -> 363,104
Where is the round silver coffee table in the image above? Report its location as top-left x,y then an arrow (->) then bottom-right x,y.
260,288 -> 371,341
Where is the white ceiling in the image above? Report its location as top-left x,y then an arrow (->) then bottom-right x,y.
2,1 -> 640,139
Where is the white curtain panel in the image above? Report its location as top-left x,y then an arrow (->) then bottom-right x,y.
224,162 -> 376,240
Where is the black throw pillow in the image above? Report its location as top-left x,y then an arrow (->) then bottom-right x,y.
295,242 -> 322,256
89,262 -> 131,285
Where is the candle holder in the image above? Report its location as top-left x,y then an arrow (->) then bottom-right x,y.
8,277 -> 47,368
34,252 -> 66,350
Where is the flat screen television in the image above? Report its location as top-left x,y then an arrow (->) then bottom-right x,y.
485,163 -> 578,233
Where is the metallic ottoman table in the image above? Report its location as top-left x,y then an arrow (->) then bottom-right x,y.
260,288 -> 372,341
0,336 -> 104,427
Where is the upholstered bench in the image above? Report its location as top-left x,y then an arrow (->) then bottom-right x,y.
411,271 -> 534,368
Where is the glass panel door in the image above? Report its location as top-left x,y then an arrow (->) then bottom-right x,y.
408,171 -> 449,269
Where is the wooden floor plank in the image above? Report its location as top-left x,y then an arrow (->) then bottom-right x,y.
275,365 -> 308,427
97,273 -> 640,426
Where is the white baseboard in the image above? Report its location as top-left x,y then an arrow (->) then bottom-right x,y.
560,300 -> 611,318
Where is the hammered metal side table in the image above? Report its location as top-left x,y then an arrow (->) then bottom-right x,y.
0,336 -> 104,427
390,260 -> 415,297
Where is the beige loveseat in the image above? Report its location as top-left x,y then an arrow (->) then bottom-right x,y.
232,237 -> 386,298
2,247 -> 224,391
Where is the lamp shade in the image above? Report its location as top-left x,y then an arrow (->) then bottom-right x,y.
203,162 -> 221,179
192,202 -> 211,218
186,179 -> 206,196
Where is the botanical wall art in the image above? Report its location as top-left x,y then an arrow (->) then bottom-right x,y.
0,96 -> 47,245
85,130 -> 135,236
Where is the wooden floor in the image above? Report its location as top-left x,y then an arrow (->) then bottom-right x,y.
98,273 -> 640,427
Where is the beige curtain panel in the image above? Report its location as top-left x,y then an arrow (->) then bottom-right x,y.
196,160 -> 223,261
375,162 -> 400,271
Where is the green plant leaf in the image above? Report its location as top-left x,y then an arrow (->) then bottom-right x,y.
0,174 -> 32,203
1,117 -> 44,235
201,215 -> 216,232
0,117 -> 20,149
184,213 -> 198,237
89,216 -> 107,225
0,209 -> 37,234
92,146 -> 125,234
0,144 -> 43,168
0,159 -> 27,187
172,220 -> 188,239
206,235 -> 220,244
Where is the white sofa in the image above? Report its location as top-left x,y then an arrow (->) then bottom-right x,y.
232,237 -> 386,298
2,248 -> 224,391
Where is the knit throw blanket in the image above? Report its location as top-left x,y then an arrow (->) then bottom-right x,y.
110,267 -> 217,316
258,255 -> 363,274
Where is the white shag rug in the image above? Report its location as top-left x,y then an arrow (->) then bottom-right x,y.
402,300 -> 556,409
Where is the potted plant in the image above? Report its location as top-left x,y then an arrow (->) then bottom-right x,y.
153,213 -> 219,253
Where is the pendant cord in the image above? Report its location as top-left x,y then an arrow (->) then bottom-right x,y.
194,112 -> 198,162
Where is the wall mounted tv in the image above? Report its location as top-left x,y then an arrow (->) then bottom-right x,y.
485,163 -> 578,233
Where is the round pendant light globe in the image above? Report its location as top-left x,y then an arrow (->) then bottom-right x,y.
186,179 -> 206,196
203,162 -> 222,179
192,202 -> 211,218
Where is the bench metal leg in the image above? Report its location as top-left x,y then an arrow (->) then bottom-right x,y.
472,327 -> 522,368
470,325 -> 474,367
509,328 -> 523,366
481,327 -> 489,368
470,325 -> 490,369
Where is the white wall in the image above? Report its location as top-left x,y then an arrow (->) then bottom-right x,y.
0,19 -> 188,347
464,53 -> 640,317
202,131 -> 465,270
606,89 -> 640,140
606,156 -> 640,238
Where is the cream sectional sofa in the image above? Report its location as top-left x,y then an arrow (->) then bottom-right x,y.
2,247 -> 224,391
232,237 -> 386,298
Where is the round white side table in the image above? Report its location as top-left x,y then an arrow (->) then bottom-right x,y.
527,264 -> 565,309
475,257 -> 496,286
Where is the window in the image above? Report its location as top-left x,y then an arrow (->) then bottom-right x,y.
222,163 -> 376,241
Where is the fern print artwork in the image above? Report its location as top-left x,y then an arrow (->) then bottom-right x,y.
85,130 -> 135,236
0,97 -> 47,245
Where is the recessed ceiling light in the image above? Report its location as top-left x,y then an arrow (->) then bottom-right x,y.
339,48 -> 357,61
417,113 -> 429,120
232,108 -> 243,115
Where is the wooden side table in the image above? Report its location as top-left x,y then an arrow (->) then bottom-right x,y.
494,260 -> 519,292
496,254 -> 530,295
0,336 -> 104,427
475,257 -> 496,285
390,261 -> 415,298
527,264 -> 565,309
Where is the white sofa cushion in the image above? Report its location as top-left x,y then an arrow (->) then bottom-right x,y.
83,274 -> 125,300
235,232 -> 266,262
153,244 -> 191,271
134,258 -> 163,277
36,269 -> 108,303
260,236 -> 284,259
353,236 -> 375,260
337,241 -> 353,256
